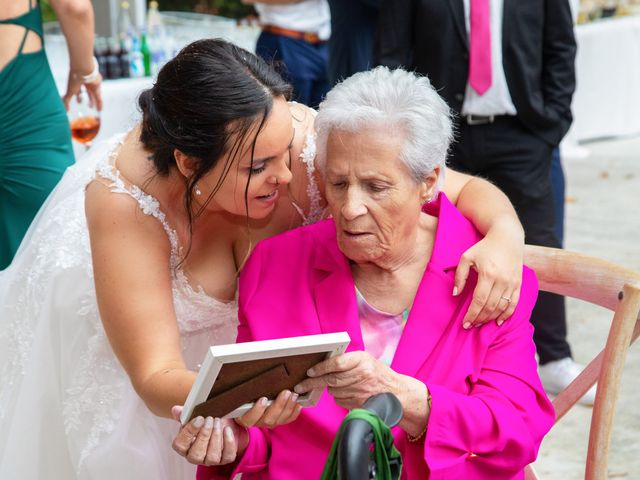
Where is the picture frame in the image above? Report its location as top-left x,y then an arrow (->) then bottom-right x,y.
180,332 -> 351,425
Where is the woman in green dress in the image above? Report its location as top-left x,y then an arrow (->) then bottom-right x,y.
0,0 -> 102,269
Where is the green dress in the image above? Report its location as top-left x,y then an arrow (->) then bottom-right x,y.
0,0 -> 74,269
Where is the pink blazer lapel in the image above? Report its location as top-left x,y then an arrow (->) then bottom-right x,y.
390,266 -> 461,377
311,194 -> 479,368
312,227 -> 365,352
392,194 -> 481,377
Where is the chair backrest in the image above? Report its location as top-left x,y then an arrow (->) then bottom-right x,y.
522,245 -> 640,480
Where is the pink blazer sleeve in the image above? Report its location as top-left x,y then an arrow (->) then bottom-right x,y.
421,267 -> 554,477
197,244 -> 272,480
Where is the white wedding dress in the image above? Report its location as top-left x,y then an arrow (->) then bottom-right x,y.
0,133 -> 323,479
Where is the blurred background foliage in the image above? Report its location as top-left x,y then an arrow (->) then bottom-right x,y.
40,0 -> 254,22
41,1 -> 55,22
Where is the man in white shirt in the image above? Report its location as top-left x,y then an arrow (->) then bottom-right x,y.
246,0 -> 331,108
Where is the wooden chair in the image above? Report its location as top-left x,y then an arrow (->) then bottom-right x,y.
523,245 -> 640,480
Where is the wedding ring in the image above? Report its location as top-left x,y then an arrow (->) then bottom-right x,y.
500,296 -> 511,303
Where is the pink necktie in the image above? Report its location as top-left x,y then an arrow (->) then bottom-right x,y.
469,0 -> 492,95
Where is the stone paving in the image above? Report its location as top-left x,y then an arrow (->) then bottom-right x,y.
533,135 -> 640,479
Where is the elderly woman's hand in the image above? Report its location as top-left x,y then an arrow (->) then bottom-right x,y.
234,389 -> 303,429
454,225 -> 524,329
294,352 -> 407,410
170,390 -> 301,466
294,352 -> 430,436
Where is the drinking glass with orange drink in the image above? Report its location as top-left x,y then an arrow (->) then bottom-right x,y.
68,86 -> 101,150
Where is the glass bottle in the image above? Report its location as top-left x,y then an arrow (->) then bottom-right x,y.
140,31 -> 152,77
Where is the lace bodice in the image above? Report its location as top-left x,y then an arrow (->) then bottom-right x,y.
91,131 -> 324,330
94,151 -> 239,338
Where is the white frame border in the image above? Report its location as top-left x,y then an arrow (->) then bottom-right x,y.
181,332 -> 350,424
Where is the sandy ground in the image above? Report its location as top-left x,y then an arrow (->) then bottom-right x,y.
533,135 -> 640,479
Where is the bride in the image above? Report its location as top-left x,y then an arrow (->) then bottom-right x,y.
0,39 -> 525,479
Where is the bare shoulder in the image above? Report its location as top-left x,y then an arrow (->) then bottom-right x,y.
84,128 -> 173,255
85,179 -> 172,258
289,101 -> 317,122
289,101 -> 316,143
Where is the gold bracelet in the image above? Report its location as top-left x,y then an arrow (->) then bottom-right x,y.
407,425 -> 427,442
407,392 -> 432,443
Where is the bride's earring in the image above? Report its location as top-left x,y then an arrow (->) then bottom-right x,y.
195,184 -> 202,196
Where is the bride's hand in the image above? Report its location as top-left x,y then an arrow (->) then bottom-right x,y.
171,391 -> 301,466
171,406 -> 246,466
454,227 -> 523,328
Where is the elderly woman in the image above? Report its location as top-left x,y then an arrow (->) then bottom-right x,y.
173,67 -> 554,479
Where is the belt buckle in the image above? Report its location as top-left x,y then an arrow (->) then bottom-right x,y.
303,31 -> 318,43
466,114 -> 495,126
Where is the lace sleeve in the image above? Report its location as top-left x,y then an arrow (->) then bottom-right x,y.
286,102 -> 326,225
291,132 -> 327,226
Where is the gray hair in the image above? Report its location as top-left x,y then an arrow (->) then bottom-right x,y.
315,67 -> 453,190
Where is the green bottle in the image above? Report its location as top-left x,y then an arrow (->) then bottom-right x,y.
140,31 -> 151,77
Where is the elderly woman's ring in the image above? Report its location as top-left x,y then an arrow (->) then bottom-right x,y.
500,296 -> 512,303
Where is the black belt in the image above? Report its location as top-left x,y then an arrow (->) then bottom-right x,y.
465,114 -> 496,125
463,114 -> 517,126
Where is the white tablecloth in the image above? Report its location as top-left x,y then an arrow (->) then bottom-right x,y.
56,76 -> 152,158
81,77 -> 152,143
45,20 -> 260,155
566,15 -> 640,143
46,34 -> 152,144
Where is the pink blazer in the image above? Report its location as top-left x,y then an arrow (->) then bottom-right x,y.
198,194 -> 554,480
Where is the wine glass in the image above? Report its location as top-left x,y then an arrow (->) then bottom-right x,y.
68,86 -> 101,150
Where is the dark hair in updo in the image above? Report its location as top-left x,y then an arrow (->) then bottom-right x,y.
137,38 -> 292,238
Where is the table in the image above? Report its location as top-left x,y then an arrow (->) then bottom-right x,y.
45,19 -> 260,156
53,74 -> 152,158
78,77 -> 152,144
46,35 -> 152,155
564,15 -> 640,149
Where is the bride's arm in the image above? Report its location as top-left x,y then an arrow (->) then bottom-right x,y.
442,170 -> 525,328
85,181 -> 195,418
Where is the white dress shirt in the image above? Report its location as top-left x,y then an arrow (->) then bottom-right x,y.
255,0 -> 331,40
461,0 -> 517,116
